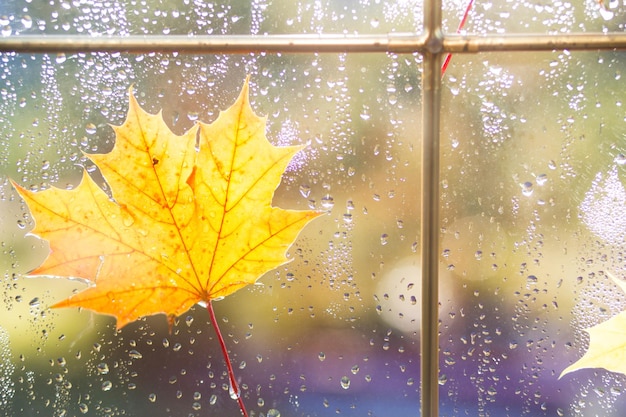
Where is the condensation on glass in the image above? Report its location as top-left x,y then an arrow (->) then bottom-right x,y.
0,1 -> 625,417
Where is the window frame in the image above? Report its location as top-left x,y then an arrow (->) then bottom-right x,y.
2,0 -> 626,415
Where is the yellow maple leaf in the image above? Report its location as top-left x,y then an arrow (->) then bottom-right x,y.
560,272 -> 626,378
13,78 -> 322,329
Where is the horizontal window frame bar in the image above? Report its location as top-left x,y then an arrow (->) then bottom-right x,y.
1,32 -> 626,54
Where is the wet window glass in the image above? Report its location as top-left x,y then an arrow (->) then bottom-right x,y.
1,1 -> 625,417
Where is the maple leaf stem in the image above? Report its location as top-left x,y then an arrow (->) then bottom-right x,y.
441,0 -> 474,76
206,300 -> 249,417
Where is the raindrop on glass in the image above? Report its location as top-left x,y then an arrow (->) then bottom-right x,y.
96,362 -> 109,375
320,195 -> 334,209
536,173 -> 547,185
299,184 -> 311,198
521,181 -> 533,196
229,383 -> 240,400
128,350 -> 142,359
21,15 -> 32,29
85,123 -> 97,135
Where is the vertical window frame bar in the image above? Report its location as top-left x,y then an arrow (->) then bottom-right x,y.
421,0 -> 443,414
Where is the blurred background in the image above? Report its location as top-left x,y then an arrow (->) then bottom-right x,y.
0,0 -> 625,416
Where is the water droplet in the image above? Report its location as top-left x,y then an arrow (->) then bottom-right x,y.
21,15 -> 32,29
380,234 -> 388,245
78,403 -> 88,414
257,398 -> 265,407
148,393 -> 157,402
16,219 -> 26,229
599,6 -> 614,20
474,250 -> 482,260
28,297 -> 40,307
96,362 -> 109,374
266,409 -> 281,417
321,195 -> 334,209
615,154 -> 626,165
340,376 -> 350,390
318,352 -> 325,361
128,350 -> 142,359
1,26 -> 12,36
55,53 -> 67,64
228,383 -> 240,400
350,365 -> 359,374
192,402 -> 201,411
526,275 -> 538,288
299,184 -> 311,198
101,380 -> 112,391
85,123 -> 97,135
521,181 -> 533,196
370,18 -> 379,28
185,316 -> 194,326
536,173 -> 547,185
209,394 -> 217,405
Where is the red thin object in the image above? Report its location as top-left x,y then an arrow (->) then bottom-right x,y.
441,0 -> 475,76
207,300 -> 249,417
